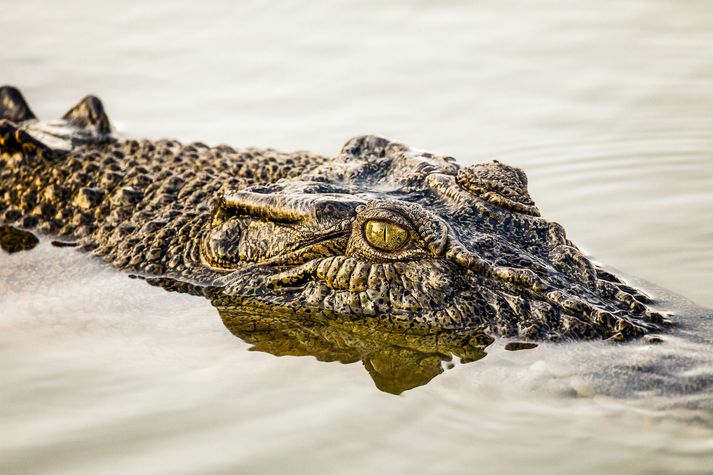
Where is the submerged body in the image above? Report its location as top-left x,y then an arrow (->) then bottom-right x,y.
0,86 -> 668,340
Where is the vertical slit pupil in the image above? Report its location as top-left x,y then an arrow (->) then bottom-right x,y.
364,219 -> 409,251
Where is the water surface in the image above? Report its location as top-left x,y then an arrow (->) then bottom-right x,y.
2,0 -> 713,473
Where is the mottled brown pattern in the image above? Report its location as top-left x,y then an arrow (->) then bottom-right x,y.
0,86 -> 670,340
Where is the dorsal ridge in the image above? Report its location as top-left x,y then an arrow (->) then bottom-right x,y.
62,95 -> 112,136
0,85 -> 36,123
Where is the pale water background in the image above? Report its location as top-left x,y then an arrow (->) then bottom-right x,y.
2,0 -> 713,473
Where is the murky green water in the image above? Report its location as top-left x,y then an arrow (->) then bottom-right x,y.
2,0 -> 713,473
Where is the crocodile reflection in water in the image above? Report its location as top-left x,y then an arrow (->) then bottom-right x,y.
0,86 -> 670,344
217,304 -> 492,394
139,276 -> 493,393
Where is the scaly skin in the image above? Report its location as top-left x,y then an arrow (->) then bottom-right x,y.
0,86 -> 670,341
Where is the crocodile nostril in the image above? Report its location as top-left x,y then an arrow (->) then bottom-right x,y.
456,162 -> 540,216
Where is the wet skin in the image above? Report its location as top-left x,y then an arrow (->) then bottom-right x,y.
0,85 -> 670,345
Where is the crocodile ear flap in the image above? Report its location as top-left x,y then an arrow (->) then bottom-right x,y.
62,95 -> 112,136
456,161 -> 541,216
0,86 -> 36,123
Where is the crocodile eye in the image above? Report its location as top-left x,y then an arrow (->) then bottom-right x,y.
363,220 -> 409,252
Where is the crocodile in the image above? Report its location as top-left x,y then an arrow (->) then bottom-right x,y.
0,86 -> 670,342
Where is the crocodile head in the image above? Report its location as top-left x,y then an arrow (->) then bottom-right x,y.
0,87 -> 671,343
202,135 -> 666,340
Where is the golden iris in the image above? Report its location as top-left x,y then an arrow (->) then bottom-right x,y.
363,220 -> 409,251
